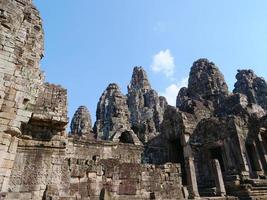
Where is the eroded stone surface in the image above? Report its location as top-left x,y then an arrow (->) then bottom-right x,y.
172,59 -> 267,198
1,0 -> 267,199
187,59 -> 229,102
0,0 -> 47,194
127,67 -> 167,143
177,59 -> 229,117
94,83 -> 131,140
7,140 -> 182,200
70,106 -> 92,136
234,69 -> 267,110
0,0 -> 44,135
22,83 -> 68,140
93,83 -> 142,145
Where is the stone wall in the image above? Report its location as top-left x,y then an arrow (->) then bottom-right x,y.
0,0 -> 44,135
6,139 -> 183,200
0,0 -> 44,194
0,133 -> 18,195
22,83 -> 68,140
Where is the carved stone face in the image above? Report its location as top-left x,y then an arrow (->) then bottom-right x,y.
71,106 -> 92,136
188,59 -> 229,101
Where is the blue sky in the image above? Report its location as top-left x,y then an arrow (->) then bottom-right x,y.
33,0 -> 267,124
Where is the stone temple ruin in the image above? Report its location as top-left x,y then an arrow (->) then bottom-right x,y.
0,1 -> 267,200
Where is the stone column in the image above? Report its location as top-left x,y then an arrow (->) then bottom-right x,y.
182,134 -> 199,199
224,140 -> 234,169
236,135 -> 250,177
185,157 -> 199,199
211,159 -> 226,196
251,142 -> 264,176
257,132 -> 267,173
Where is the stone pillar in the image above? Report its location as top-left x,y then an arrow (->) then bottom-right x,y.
251,142 -> 264,176
257,133 -> 267,173
236,135 -> 250,176
211,159 -> 226,196
243,140 -> 264,179
260,128 -> 267,152
185,157 -> 199,199
224,140 -> 234,169
182,134 -> 199,199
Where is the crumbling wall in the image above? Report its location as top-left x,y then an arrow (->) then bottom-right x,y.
0,133 -> 18,195
22,83 -> 68,140
67,139 -> 143,164
6,139 -> 183,200
234,69 -> 267,110
1,0 -> 267,199
0,0 -> 44,135
0,0 -> 44,194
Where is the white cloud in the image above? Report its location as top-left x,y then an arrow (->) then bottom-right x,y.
160,77 -> 188,106
151,49 -> 175,78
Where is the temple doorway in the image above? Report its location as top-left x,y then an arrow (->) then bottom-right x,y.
209,147 -> 225,172
168,139 -> 187,185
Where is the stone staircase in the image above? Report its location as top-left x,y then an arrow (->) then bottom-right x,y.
198,186 -> 238,200
197,179 -> 267,200
228,179 -> 267,200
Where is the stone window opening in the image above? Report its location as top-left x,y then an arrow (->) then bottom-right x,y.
99,188 -> 107,200
150,192 -> 156,199
143,94 -> 149,108
119,131 -> 134,144
23,98 -> 30,107
92,155 -> 100,164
